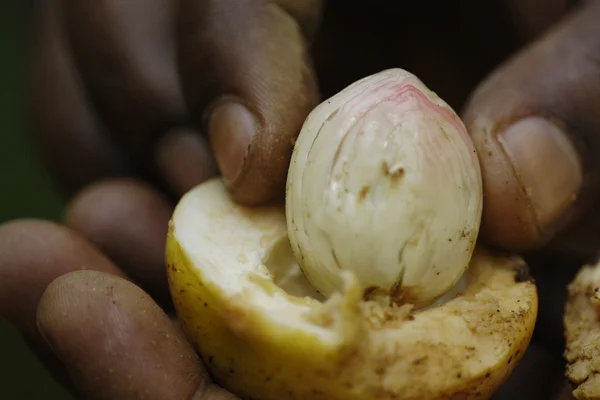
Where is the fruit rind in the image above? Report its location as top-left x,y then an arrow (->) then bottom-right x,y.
565,261 -> 600,399
167,179 -> 538,400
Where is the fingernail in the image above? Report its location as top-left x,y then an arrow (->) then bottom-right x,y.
208,102 -> 257,184
498,117 -> 582,231
156,128 -> 219,196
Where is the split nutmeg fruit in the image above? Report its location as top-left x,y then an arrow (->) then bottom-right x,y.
166,69 -> 539,400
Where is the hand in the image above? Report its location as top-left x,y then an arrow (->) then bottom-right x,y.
27,0 -> 321,204
3,1 -> 600,399
0,192 -> 240,399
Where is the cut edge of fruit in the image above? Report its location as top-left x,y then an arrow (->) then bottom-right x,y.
171,180 -> 537,361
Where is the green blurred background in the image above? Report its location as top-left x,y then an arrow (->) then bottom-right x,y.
1,3 -> 73,399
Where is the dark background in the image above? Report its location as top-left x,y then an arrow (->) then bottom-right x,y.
0,3 -> 72,398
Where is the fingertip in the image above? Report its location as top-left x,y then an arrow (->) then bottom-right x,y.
469,114 -> 583,250
64,179 -> 174,302
0,219 -> 126,389
156,128 -> 219,196
36,270 -> 83,346
497,118 -> 582,232
36,270 -> 148,338
468,124 -> 539,250
0,219 -> 122,321
177,0 -> 320,205
462,2 -> 600,251
208,101 -> 257,186
207,100 -> 290,205
36,270 -> 206,400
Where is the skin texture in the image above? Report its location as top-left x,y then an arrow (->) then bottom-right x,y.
2,0 -> 600,399
463,1 -> 600,254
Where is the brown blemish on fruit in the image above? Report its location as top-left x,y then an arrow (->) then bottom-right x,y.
412,356 -> 428,366
331,248 -> 342,269
514,263 -> 533,283
381,161 -> 405,184
358,186 -> 370,202
363,286 -> 378,301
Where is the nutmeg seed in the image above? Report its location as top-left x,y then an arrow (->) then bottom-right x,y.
285,69 -> 483,307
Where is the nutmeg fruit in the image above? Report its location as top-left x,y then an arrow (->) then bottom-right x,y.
166,69 -> 538,400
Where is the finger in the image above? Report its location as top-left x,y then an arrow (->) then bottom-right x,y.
27,0 -> 130,196
60,0 -> 218,195
491,341 -> 566,400
178,0 -> 322,204
0,220 -> 126,387
64,179 -> 174,307
155,128 -> 219,196
37,270 -> 238,400
462,1 -> 600,252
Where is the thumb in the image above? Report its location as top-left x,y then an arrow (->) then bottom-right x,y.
177,0 -> 322,205
462,1 -> 600,253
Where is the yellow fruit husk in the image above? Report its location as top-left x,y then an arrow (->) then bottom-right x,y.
166,179 -> 538,400
565,261 -> 600,399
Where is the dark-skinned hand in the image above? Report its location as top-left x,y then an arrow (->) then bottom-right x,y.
3,1 -> 600,399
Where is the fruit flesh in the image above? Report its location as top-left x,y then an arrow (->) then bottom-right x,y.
167,179 -> 538,400
565,261 -> 600,399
